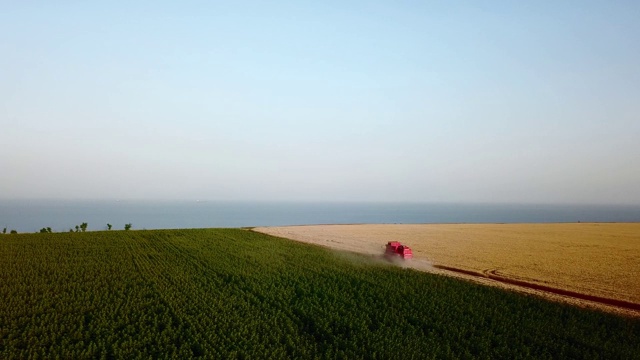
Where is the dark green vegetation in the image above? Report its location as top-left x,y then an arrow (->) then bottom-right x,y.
1,229 -> 638,359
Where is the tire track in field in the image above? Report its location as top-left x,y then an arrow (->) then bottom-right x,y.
127,234 -> 242,349
128,234 -> 259,356
127,236 -> 221,335
433,265 -> 640,312
128,232 -> 276,351
125,236 -> 196,333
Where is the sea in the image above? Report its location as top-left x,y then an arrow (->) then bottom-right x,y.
1,200 -> 639,233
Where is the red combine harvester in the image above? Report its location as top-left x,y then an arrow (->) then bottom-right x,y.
385,241 -> 413,260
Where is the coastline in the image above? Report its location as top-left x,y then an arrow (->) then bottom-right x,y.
3,200 -> 640,233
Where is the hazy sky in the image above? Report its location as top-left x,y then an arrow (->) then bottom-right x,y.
2,1 -> 639,204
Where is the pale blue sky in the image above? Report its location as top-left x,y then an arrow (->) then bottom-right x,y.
1,1 -> 639,204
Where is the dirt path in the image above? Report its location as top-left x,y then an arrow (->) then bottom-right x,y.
254,224 -> 640,317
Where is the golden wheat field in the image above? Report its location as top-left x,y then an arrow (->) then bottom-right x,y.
255,223 -> 640,314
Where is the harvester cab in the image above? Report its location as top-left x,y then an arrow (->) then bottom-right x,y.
385,241 -> 413,260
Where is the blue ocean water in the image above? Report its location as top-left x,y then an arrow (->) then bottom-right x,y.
1,200 -> 639,233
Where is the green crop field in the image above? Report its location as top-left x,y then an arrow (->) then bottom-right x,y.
0,229 -> 638,359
